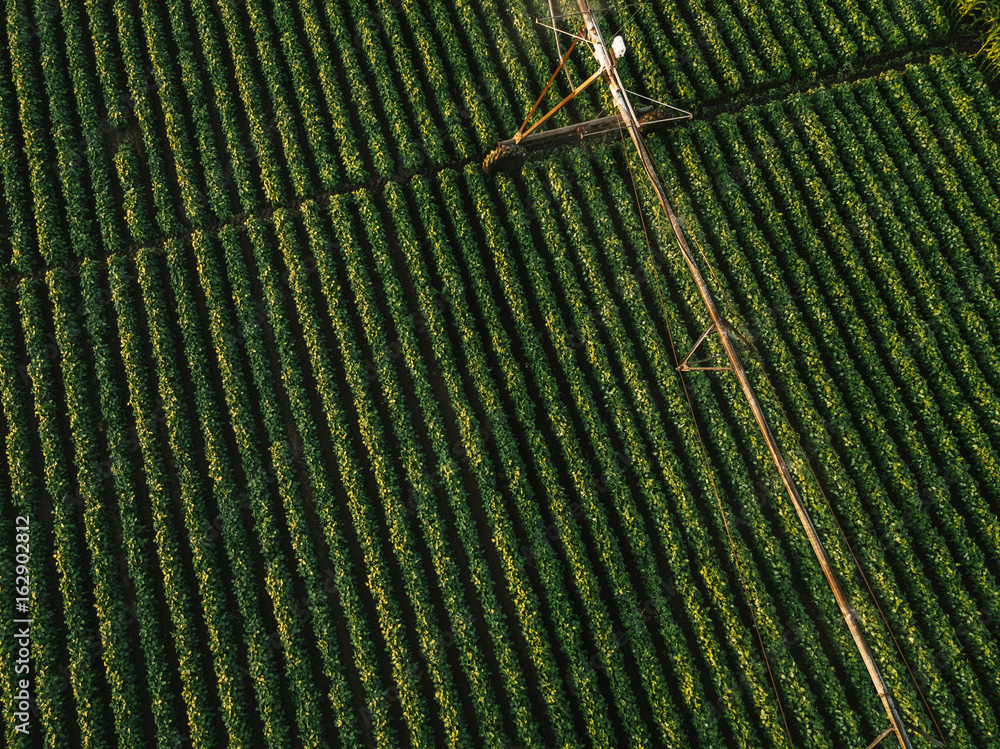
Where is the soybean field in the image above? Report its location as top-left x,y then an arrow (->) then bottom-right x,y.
1,0 -> 999,747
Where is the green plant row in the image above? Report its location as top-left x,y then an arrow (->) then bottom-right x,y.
109,0 -> 184,236
79,259 -> 188,747
109,254 -> 225,746
760,102 -> 998,743
223,221 -> 358,748
251,209 -> 403,749
0,287 -> 75,747
48,270 -> 148,746
674,87 -> 1000,742
633,134 -> 869,746
322,198 -> 447,747
19,279 -> 111,747
4,0 -> 70,268
674,111 -> 980,745
569,145 -> 837,747
526,158 -> 772,747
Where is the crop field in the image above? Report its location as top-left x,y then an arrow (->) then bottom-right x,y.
1,0 -> 999,747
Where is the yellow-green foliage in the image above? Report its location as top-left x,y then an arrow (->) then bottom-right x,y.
957,0 -> 1000,78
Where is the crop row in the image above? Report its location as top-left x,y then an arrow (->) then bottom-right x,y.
647,67 -> 1000,741
663,114 -> 987,744
0,0 -> 959,278
1,35 -> 998,749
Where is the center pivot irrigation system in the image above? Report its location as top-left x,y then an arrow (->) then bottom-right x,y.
481,3 -> 945,748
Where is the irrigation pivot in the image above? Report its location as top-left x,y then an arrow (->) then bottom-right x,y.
485,2 -> 923,746
572,3 -> 917,747
481,6 -> 690,174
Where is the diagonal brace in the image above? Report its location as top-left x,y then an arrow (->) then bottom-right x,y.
866,727 -> 896,749
516,66 -> 604,143
677,322 -> 733,372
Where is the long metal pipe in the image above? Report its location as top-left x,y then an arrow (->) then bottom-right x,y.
499,106 -> 653,149
572,3 -> 914,747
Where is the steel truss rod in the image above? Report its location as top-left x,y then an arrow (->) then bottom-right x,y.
868,727 -> 896,749
572,2 -> 915,747
622,88 -> 693,118
515,66 -> 604,143
533,19 -> 592,44
677,322 -> 733,372
548,0 -> 576,87
518,36 -> 580,139
494,106 -> 653,152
